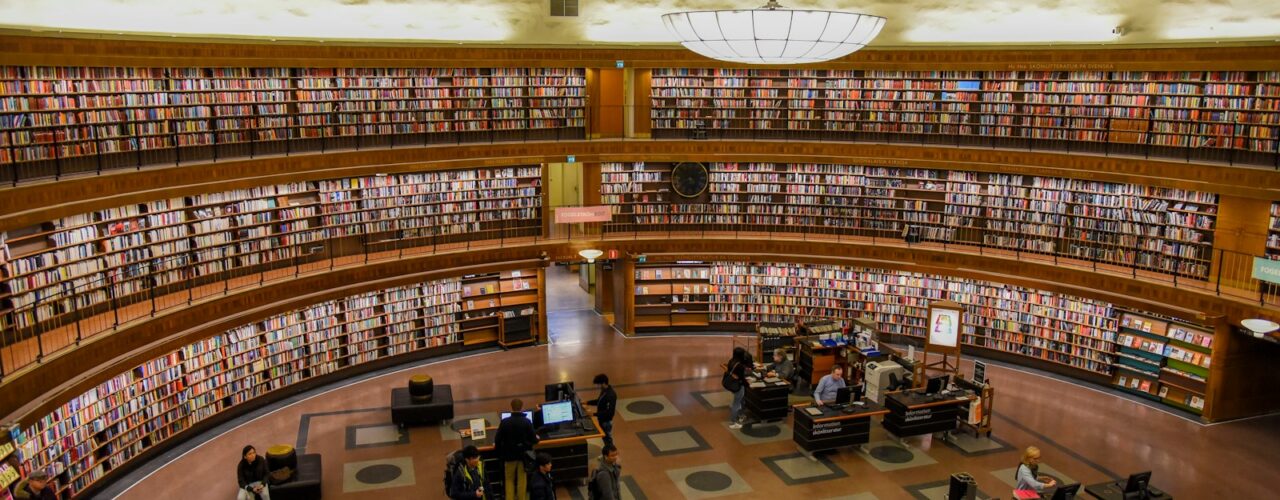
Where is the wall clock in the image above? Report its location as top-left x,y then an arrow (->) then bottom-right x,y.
671,162 -> 709,198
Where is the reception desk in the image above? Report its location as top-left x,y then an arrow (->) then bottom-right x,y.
461,416 -> 603,491
745,375 -> 792,423
792,400 -> 888,455
882,390 -> 974,439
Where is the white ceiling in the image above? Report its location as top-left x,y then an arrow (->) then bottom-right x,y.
1,0 -> 1278,46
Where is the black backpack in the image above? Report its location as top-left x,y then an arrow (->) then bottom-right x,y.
587,467 -> 606,500
443,449 -> 465,496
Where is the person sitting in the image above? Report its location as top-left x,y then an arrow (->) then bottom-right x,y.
527,452 -> 556,500
236,445 -> 271,500
1015,446 -> 1057,493
12,470 -> 55,500
766,349 -> 795,383
813,365 -> 847,405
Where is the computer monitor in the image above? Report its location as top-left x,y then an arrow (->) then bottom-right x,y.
836,386 -> 853,405
544,382 -> 575,403
541,400 -> 575,425
1050,483 -> 1081,500
926,375 -> 949,395
1123,471 -> 1151,496
500,411 -> 534,422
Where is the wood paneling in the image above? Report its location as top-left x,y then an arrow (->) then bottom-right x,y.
1206,316 -> 1280,420
6,141 -> 1280,231
1214,195 -> 1271,256
581,162 -> 602,206
594,261 -> 614,315
633,69 -> 652,137
596,69 -> 624,138
2,34 -> 1277,70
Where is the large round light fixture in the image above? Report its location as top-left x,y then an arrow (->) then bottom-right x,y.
661,0 -> 886,65
578,249 -> 604,263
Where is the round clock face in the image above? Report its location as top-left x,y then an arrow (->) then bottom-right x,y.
671,162 -> 709,198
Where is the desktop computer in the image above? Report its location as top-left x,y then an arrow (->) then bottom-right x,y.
1122,471 -> 1152,500
500,410 -> 534,422
926,374 -> 950,395
1051,483 -> 1081,500
544,382 -> 575,403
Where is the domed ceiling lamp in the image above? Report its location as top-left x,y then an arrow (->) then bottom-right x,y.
661,0 -> 886,65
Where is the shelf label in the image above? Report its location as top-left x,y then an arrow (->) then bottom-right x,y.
1253,257 -> 1280,284
567,155 -> 576,163
615,60 -> 625,68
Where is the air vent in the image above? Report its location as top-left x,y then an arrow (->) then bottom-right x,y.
551,0 -> 578,17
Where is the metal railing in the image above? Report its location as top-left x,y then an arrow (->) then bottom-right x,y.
2,215 -> 1275,380
4,105 -> 1278,186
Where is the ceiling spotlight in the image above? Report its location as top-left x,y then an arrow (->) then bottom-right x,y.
662,0 -> 886,65
578,249 -> 604,263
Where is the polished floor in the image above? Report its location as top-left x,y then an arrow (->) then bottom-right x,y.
111,267 -> 1280,499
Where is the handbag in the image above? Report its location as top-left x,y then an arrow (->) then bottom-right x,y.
721,361 -> 742,392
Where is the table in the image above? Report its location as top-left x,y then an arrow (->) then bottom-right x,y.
791,399 -> 888,456
1085,480 -> 1174,500
744,375 -> 791,423
882,390 -> 974,439
391,384 -> 454,427
461,415 -> 603,490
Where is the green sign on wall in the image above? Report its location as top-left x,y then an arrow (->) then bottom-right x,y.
1253,257 -> 1280,284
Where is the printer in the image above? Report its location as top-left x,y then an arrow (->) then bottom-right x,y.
864,360 -> 907,404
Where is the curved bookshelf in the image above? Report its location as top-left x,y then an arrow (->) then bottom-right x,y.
648,68 -> 1280,167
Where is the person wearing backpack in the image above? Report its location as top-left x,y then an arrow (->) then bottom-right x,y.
448,445 -> 487,499
495,399 -> 539,500
587,444 -> 621,500
586,373 -> 617,447
723,347 -> 750,429
527,452 -> 556,500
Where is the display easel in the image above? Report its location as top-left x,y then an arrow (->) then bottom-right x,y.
923,300 -> 963,381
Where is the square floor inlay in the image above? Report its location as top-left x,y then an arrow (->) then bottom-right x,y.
761,452 -> 849,485
692,390 -> 735,410
637,426 -> 711,457
617,395 -> 682,421
720,421 -> 793,445
346,423 -> 407,449
856,439 -> 938,472
940,431 -> 1014,457
905,479 -> 992,500
342,456 -> 416,493
991,463 -> 1076,490
438,412 -> 499,441
665,462 -> 753,499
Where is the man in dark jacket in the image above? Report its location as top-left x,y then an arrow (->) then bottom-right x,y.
588,444 -> 621,500
527,452 -> 556,500
12,470 -> 55,500
449,445 -> 486,499
495,399 -> 538,500
586,373 -> 617,446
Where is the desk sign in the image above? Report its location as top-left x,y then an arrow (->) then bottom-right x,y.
469,418 -> 487,440
1253,257 -> 1280,284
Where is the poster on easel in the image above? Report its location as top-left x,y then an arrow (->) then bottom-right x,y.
923,300 -> 964,378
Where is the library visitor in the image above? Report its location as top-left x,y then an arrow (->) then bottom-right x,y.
1015,446 -> 1057,492
767,349 -> 795,383
11,470 -> 55,500
724,347 -> 750,429
588,444 -> 622,500
495,399 -> 539,500
235,445 -> 271,500
528,452 -> 556,500
586,373 -> 618,446
814,365 -> 847,405
448,445 -> 487,499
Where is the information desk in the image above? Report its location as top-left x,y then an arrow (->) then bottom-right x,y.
744,374 -> 792,423
461,416 -> 603,490
792,400 -> 888,455
882,390 -> 974,439
1085,480 -> 1174,500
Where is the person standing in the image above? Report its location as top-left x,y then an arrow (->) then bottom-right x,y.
813,365 -> 846,405
1015,446 -> 1057,493
586,373 -> 617,447
11,470 -> 55,500
449,445 -> 487,499
236,445 -> 271,500
495,399 -> 538,500
527,452 -> 556,500
725,347 -> 749,429
588,444 -> 621,500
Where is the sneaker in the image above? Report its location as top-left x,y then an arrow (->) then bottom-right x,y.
729,422 -> 743,429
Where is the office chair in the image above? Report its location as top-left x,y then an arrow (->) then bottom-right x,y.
887,372 -> 905,392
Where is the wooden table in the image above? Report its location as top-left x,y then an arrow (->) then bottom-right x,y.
791,399 -> 888,457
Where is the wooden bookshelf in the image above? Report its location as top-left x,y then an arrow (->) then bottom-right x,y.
649,68 -> 1280,165
4,269 -> 540,498
0,165 -> 542,334
601,162 -> 1218,278
1114,310 -> 1213,415
0,66 -> 585,178
459,268 -> 541,348
629,263 -> 713,329
1268,201 -> 1280,260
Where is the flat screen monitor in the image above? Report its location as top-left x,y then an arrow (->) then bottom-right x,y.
1123,471 -> 1151,494
1051,483 -> 1081,500
541,400 -> 575,425
500,411 -> 534,422
926,375 -> 949,395
973,361 -> 987,385
544,382 -> 575,403
836,386 -> 853,405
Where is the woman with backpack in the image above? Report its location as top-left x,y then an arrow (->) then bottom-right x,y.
724,346 -> 750,429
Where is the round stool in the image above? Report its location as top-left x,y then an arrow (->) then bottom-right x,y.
409,374 -> 434,402
266,444 -> 297,483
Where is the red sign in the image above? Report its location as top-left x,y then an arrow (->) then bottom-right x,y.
554,206 -> 612,223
